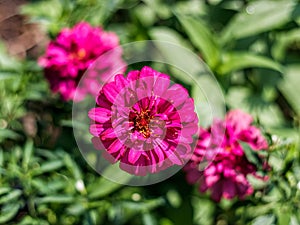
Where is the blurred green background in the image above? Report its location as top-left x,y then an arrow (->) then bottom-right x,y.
0,0 -> 300,224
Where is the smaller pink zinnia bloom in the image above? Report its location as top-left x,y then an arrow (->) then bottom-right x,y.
39,22 -> 126,101
184,110 -> 268,202
88,66 -> 198,176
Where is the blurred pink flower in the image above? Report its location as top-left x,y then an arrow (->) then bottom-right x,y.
39,22 -> 126,101
88,66 -> 198,176
184,110 -> 268,202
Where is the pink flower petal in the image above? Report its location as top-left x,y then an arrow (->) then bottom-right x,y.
128,150 -> 142,164
90,124 -> 104,136
38,21 -> 126,101
88,107 -> 111,123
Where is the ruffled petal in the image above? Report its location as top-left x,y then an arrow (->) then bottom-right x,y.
88,107 -> 111,123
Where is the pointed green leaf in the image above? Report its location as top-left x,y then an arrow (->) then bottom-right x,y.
32,160 -> 64,176
64,153 -> 82,180
279,65 -> 300,116
0,71 -> 18,80
0,149 -> 3,167
22,139 -> 34,170
176,15 -> 220,68
217,52 -> 283,74
0,190 -> 22,204
143,0 -> 171,19
221,0 -> 297,43
0,187 -> 11,196
149,27 -> 192,50
35,195 -> 75,204
0,203 -> 21,223
88,178 -> 122,199
143,213 -> 157,225
252,214 -> 276,225
272,29 -> 300,61
0,129 -> 21,141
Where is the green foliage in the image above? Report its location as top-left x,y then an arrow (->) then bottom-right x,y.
0,141 -> 168,224
220,0 -> 298,43
177,15 -> 220,68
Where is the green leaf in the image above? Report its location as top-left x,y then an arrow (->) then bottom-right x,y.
120,198 -> 165,212
88,178 -> 122,199
191,76 -> 225,128
17,215 -> 49,225
225,87 -> 285,128
35,195 -> 75,204
0,43 -> 21,71
21,0 -> 63,24
248,175 -> 269,189
32,160 -> 64,176
0,187 -> 11,196
217,52 -> 283,74
244,203 -> 275,217
166,190 -> 182,208
36,148 -> 60,160
0,190 -> 22,204
134,4 -> 156,27
149,27 -> 192,50
290,216 -> 300,225
150,42 -> 202,84
221,0 -> 297,43
269,154 -> 285,173
0,71 -> 18,80
112,199 -> 162,224
241,142 -> 260,165
0,203 -> 21,224
61,119 -> 86,129
145,39 -> 215,94
67,202 -> 86,215
143,213 -> 157,225
32,178 -> 66,194
22,139 -> 34,170
276,206 -> 292,225
159,218 -> 174,225
192,197 -> 214,225
279,65 -> 300,116
272,29 -> 300,61
91,0 -> 123,24
252,214 -> 276,225
174,0 -> 206,17
176,15 -> 220,68
0,149 -> 3,167
142,0 -> 171,19
0,129 -> 21,141
63,153 -> 82,181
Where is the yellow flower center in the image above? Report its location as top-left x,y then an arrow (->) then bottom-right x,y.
133,110 -> 153,138
69,48 -> 86,60
77,49 -> 86,59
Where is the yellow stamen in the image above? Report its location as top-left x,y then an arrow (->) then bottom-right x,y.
77,49 -> 86,59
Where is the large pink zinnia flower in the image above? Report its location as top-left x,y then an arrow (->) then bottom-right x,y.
39,22 -> 126,101
88,66 -> 198,176
184,110 -> 268,202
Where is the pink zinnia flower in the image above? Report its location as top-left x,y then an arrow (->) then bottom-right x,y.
88,66 -> 198,176
184,110 -> 268,202
39,22 -> 126,101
